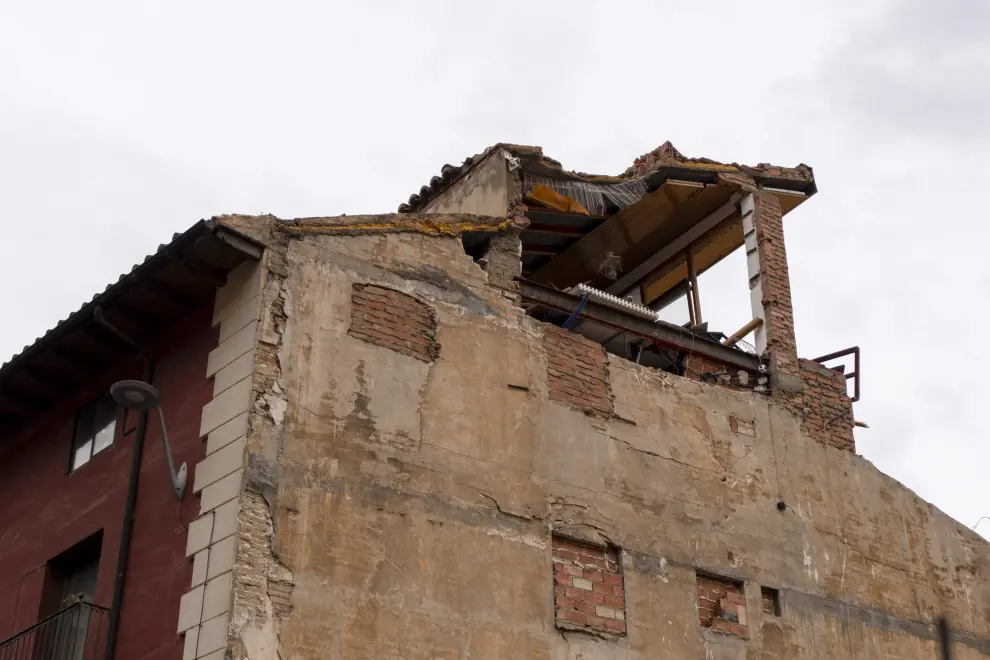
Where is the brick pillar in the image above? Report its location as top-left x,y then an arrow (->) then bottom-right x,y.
484,230 -> 523,295
744,192 -> 801,394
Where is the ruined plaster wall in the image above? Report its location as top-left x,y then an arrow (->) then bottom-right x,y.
416,152 -> 525,295
420,151 -> 511,216
233,224 -> 988,660
223,222 -> 296,660
482,231 -> 524,294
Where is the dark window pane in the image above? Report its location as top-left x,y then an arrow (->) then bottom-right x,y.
93,420 -> 115,454
73,403 -> 96,452
70,394 -> 116,472
93,396 -> 117,432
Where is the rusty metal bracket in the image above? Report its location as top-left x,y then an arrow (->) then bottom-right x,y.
813,346 -> 860,402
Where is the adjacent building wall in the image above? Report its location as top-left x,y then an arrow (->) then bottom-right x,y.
0,304 -> 216,660
223,219 -> 989,659
176,260 -> 264,660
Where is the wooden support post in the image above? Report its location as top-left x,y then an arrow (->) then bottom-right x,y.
686,248 -> 702,325
686,280 -> 696,325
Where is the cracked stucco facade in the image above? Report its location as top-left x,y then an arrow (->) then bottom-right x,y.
192,213 -> 989,660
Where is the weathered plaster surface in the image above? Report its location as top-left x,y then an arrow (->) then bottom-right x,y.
228,219 -> 989,659
420,152 -> 511,216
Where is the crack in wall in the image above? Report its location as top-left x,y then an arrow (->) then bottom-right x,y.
477,491 -> 544,523
610,433 -> 727,479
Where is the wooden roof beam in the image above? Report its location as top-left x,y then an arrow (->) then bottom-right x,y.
607,192 -> 741,297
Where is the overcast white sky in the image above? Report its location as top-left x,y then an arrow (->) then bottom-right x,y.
1,1 -> 987,539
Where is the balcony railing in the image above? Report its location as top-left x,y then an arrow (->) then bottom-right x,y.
0,601 -> 109,660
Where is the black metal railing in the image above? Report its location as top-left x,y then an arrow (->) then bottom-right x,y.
0,601 -> 109,660
813,345 -> 861,402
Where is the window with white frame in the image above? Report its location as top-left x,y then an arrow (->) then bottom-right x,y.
69,395 -> 117,472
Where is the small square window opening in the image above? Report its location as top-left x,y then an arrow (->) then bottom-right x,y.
70,395 -> 117,472
697,572 -> 748,637
761,586 -> 781,616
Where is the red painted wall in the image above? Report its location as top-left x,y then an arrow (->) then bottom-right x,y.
0,302 -> 217,660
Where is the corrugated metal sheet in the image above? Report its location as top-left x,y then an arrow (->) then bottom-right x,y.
522,175 -> 648,216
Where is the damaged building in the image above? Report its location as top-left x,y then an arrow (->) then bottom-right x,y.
0,141 -> 987,659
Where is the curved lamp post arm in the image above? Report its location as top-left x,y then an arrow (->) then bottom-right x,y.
154,406 -> 187,500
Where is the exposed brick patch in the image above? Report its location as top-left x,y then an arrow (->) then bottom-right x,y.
697,574 -> 748,638
552,536 -> 625,635
683,353 -> 727,381
683,354 -> 763,393
789,359 -> 855,452
231,490 -> 296,654
729,416 -> 756,437
544,325 -> 612,415
348,284 -> 439,362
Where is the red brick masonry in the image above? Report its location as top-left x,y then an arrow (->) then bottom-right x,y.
552,537 -> 625,635
349,284 -> 439,362
544,326 -> 612,416
697,574 -> 748,638
794,359 -> 855,452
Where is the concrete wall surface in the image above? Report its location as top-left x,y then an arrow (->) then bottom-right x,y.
230,224 -> 990,660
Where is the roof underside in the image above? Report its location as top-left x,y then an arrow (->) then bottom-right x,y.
529,179 -> 736,289
0,222 -> 262,434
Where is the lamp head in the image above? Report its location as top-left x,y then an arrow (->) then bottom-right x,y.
109,379 -> 186,501
110,380 -> 160,411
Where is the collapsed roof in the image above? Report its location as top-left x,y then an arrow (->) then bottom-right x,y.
399,141 -> 815,305
399,141 -> 814,215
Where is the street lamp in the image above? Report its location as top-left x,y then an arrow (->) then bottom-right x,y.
110,380 -> 187,500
